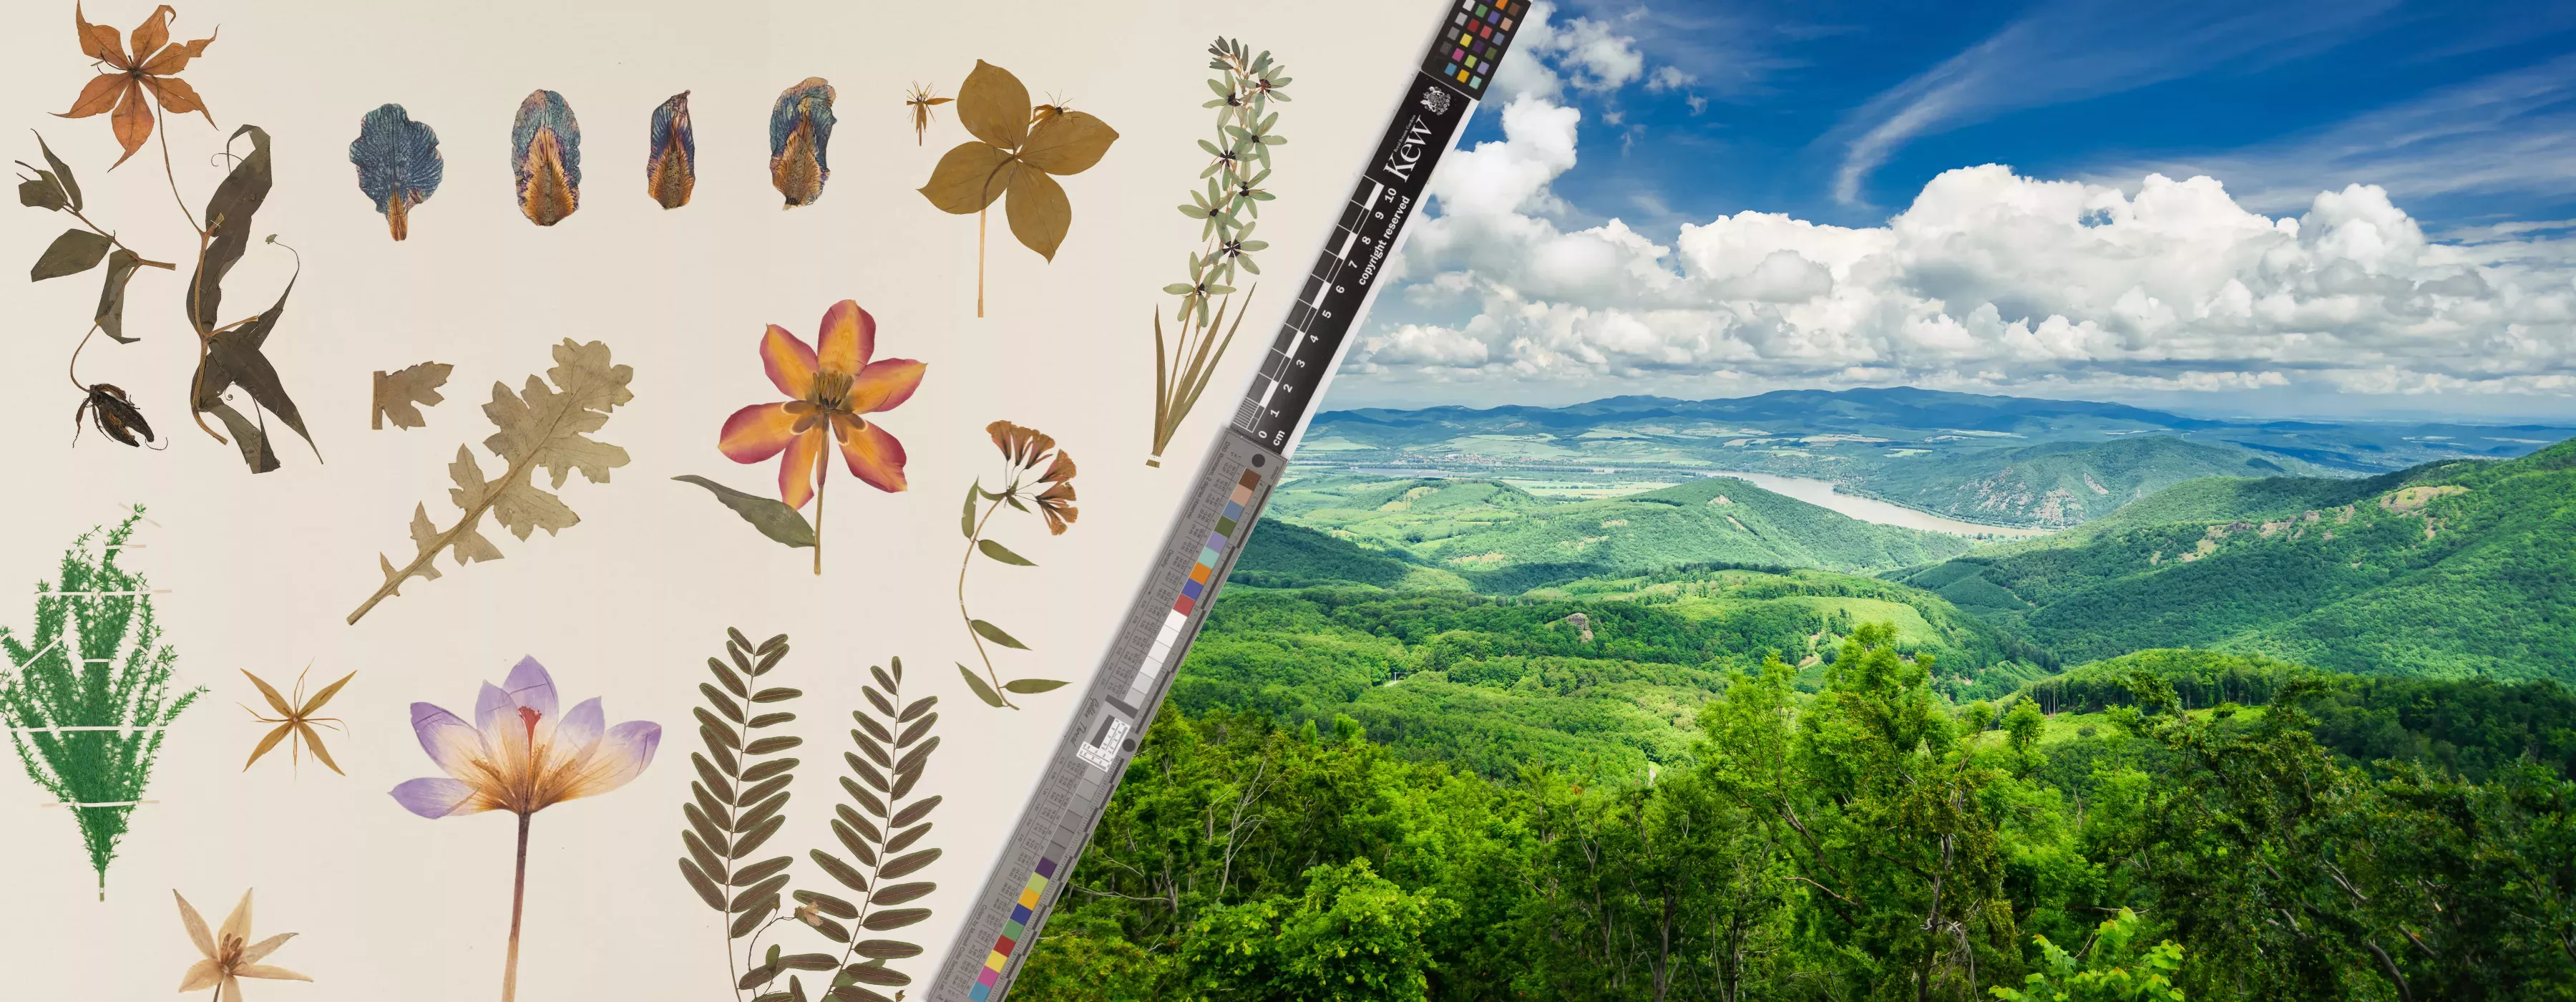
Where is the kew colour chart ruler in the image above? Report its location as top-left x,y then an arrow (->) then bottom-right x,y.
932,4 -> 1528,998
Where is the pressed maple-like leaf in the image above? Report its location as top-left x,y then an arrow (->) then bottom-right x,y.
58,3 -> 218,168
917,61 -> 1118,316
350,339 -> 631,624
349,103 -> 442,240
371,361 -> 452,430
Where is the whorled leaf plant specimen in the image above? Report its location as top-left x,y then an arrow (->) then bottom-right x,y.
511,89 -> 581,226
0,507 -> 202,900
371,360 -> 452,430
32,6 -> 319,474
708,301 -> 923,574
648,90 -> 696,209
955,422 -> 1078,709
239,665 -> 354,776
348,103 -> 442,240
1150,38 -> 1290,467
771,77 -> 836,208
349,339 -> 632,624
916,60 -> 1118,317
174,888 -> 312,999
391,656 -> 660,1002
674,640 -> 944,1002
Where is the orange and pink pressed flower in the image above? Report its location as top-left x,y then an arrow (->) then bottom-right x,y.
718,300 -> 924,573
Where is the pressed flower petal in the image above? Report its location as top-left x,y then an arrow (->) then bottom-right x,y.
222,975 -> 241,1002
175,890 -> 215,958
844,358 -> 925,415
177,958 -> 223,992
389,777 -> 483,817
142,74 -> 213,125
60,72 -> 125,117
75,4 -> 127,67
816,300 -> 875,374
560,720 -> 661,803
107,77 -> 152,166
554,696 -> 605,756
127,8 -> 168,67
234,965 -> 311,983
217,890 -> 254,948
777,427 -> 826,510
239,932 -> 296,965
409,704 -> 483,783
473,682 -> 514,734
502,656 -> 560,725
760,324 -> 819,399
718,403 -> 801,464
837,419 -> 909,493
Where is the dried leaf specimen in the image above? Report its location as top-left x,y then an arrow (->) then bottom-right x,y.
1151,38 -> 1290,467
240,666 -> 354,775
59,2 -> 217,167
956,422 -> 1078,709
673,475 -> 815,550
349,339 -> 632,624
74,381 -> 155,447
805,656 -> 941,1001
917,60 -> 1119,316
648,90 -> 696,209
391,657 -> 660,1002
512,89 -> 581,226
904,82 -> 951,146
715,301 -> 923,574
770,77 -> 836,208
349,103 -> 442,240
174,890 -> 311,996
0,509 -> 201,899
675,629 -> 827,999
371,361 -> 452,430
30,7 -> 315,474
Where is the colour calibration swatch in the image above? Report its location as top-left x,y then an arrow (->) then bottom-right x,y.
1427,0 -> 1523,96
967,856 -> 1058,1002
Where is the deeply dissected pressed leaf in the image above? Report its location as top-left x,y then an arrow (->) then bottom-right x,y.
371,361 -> 452,430
675,475 -> 818,549
352,339 -> 630,623
33,225 -> 113,282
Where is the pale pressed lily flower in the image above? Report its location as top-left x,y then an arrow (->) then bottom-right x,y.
175,889 -> 309,1001
389,657 -> 659,1002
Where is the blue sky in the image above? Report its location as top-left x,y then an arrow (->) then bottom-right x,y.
1331,0 -> 2576,420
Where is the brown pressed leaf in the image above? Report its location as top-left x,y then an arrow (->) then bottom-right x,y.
889,795 -> 942,829
917,142 -> 1015,214
371,361 -> 452,430
869,882 -> 935,906
1002,159 -> 1072,260
832,819 -> 879,867
740,776 -> 793,810
884,822 -> 932,856
836,804 -> 881,844
692,784 -> 733,831
955,61 -> 1030,149
893,736 -> 940,777
841,777 -> 887,817
1018,112 -> 1120,175
730,873 -> 790,913
831,985 -> 895,1002
854,711 -> 893,744
794,890 -> 858,920
731,900 -> 774,938
685,803 -> 728,853
684,831 -> 726,882
851,940 -> 924,960
737,792 -> 791,834
860,908 -> 930,932
897,713 -> 937,749
733,814 -> 787,858
862,688 -> 897,720
845,752 -> 888,792
708,657 -> 748,697
748,711 -> 795,729
879,848 -> 940,880
897,696 -> 936,723
679,859 -> 726,910
889,767 -> 921,802
781,953 -> 839,971
810,850 -> 869,892
841,963 -> 912,987
741,757 -> 798,783
746,735 -> 801,755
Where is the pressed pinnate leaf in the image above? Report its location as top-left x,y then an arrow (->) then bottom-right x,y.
349,103 -> 442,240
351,339 -> 631,623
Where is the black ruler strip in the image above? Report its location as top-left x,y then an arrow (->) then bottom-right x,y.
932,4 -> 1526,1000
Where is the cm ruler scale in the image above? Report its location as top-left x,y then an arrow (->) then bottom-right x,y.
933,4 -> 1527,998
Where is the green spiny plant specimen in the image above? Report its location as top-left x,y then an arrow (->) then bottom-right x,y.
678,643 -> 944,1002
1151,38 -> 1291,467
0,507 -> 202,900
349,339 -> 633,624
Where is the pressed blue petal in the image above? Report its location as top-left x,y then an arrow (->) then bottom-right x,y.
511,89 -> 582,225
646,90 -> 696,209
348,103 -> 441,239
768,77 -> 836,208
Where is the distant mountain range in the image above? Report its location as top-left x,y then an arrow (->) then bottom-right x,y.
1890,439 -> 2576,683
1299,386 -> 2575,527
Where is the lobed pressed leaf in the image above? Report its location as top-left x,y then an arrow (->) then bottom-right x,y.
371,361 -> 452,430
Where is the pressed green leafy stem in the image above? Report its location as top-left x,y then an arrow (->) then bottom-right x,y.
348,339 -> 633,624
958,422 -> 1078,708
1149,37 -> 1291,467
0,508 -> 201,900
809,657 -> 942,1001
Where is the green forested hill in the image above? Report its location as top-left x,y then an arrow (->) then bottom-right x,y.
1267,473 -> 1975,590
1893,439 -> 2576,681
1854,434 -> 2320,527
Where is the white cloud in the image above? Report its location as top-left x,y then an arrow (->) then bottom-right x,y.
1646,65 -> 1697,92
1358,93 -> 2576,406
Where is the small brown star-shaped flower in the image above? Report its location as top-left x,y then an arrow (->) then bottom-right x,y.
60,4 -> 218,167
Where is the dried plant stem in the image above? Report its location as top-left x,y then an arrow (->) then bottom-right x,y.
812,459 -> 829,575
1149,289 -> 1254,464
958,494 -> 1015,709
977,208 -> 987,318
503,811 -> 532,1002
62,207 -> 175,270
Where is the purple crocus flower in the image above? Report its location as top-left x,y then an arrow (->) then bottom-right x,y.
390,656 -> 658,1002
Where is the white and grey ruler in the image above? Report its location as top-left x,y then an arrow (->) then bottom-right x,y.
932,4 -> 1528,998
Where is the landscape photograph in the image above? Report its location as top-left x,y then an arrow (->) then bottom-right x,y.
1015,2 -> 2576,1001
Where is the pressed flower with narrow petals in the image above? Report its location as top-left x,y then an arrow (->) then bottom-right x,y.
718,300 -> 924,573
174,889 -> 309,1001
60,4 -> 218,167
389,657 -> 658,1002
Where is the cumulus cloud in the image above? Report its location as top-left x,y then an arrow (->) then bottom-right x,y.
1358,103 -> 2576,403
